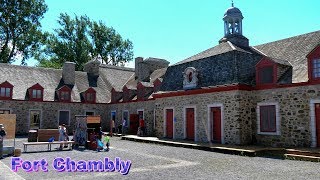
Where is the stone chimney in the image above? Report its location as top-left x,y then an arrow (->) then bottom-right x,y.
62,62 -> 75,85
135,57 -> 143,79
84,60 -> 101,76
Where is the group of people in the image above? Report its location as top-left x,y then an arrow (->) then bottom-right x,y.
110,118 -> 145,136
109,118 -> 129,136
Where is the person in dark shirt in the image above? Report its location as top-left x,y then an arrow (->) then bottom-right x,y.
0,124 -> 6,159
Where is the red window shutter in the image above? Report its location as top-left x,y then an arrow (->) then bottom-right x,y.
260,105 -> 276,132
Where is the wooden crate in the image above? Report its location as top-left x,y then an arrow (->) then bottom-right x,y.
37,129 -> 59,142
0,114 -> 16,139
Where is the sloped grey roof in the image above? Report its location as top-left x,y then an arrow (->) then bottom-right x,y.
254,30 -> 320,82
150,67 -> 167,83
99,65 -> 135,92
174,41 -> 251,66
0,63 -> 135,103
0,64 -> 62,101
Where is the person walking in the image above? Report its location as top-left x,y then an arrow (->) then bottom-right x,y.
139,118 -> 145,136
110,119 -> 115,137
103,133 -> 110,151
122,118 -> 128,135
0,124 -> 6,159
58,124 -> 67,150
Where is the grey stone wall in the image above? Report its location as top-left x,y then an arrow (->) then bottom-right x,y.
106,101 -> 156,136
154,90 -> 249,145
249,84 -> 320,147
0,100 -> 108,134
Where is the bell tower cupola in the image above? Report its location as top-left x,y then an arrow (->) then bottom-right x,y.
219,1 -> 249,47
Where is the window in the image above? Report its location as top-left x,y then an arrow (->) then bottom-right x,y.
258,66 -> 274,84
312,59 -> 320,78
86,93 -> 95,102
0,110 -> 10,114
61,91 -> 70,101
32,89 -> 42,99
257,102 -> 280,135
30,110 -> 41,129
0,87 -> 11,97
59,110 -> 70,125
260,106 -> 276,132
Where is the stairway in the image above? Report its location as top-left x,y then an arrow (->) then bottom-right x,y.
285,149 -> 320,162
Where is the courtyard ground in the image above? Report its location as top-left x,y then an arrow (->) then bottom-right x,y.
1,137 -> 320,180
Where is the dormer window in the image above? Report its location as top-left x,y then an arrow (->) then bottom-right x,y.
0,87 -> 11,98
258,66 -> 274,84
29,83 -> 44,101
61,91 -> 70,101
307,45 -> 320,82
82,87 -> 96,103
256,57 -> 278,86
0,81 -> 13,100
57,85 -> 72,102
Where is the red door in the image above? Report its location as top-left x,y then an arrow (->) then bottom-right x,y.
211,107 -> 221,143
166,109 -> 173,138
186,108 -> 195,140
129,114 -> 139,135
315,104 -> 320,147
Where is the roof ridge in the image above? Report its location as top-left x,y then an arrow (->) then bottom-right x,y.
99,64 -> 135,72
0,63 -> 62,72
254,30 -> 320,47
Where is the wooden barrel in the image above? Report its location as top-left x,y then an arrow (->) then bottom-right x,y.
14,148 -> 21,157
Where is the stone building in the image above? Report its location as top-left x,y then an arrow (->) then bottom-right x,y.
1,4 -> 320,148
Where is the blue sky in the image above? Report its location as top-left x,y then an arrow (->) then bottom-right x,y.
24,0 -> 320,67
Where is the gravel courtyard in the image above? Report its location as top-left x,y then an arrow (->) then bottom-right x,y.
1,137 -> 320,180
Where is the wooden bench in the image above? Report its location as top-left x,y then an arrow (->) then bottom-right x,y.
23,141 -> 75,152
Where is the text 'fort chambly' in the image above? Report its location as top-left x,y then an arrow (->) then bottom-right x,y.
11,157 -> 132,175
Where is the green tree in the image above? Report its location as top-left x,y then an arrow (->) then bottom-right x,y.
38,13 -> 133,70
0,0 -> 48,64
38,13 -> 92,70
90,21 -> 133,65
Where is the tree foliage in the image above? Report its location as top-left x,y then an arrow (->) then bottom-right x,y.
38,13 -> 134,70
38,13 -> 92,71
0,0 -> 48,64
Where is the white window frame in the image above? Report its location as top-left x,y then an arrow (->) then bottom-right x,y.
257,102 -> 280,135
137,109 -> 144,120
310,99 -> 320,147
207,103 -> 225,144
183,105 -> 197,141
58,110 -> 71,126
163,107 -> 175,139
111,110 -> 116,120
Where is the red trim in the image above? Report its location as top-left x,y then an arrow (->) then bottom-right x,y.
28,83 -> 44,101
255,57 -> 277,85
0,81 -> 13,100
83,87 -> 96,103
153,84 -> 252,98
137,82 -> 145,100
58,85 -> 72,102
153,78 -> 162,92
307,45 -> 320,82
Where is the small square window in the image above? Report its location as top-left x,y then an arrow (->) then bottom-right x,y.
258,66 -> 274,84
